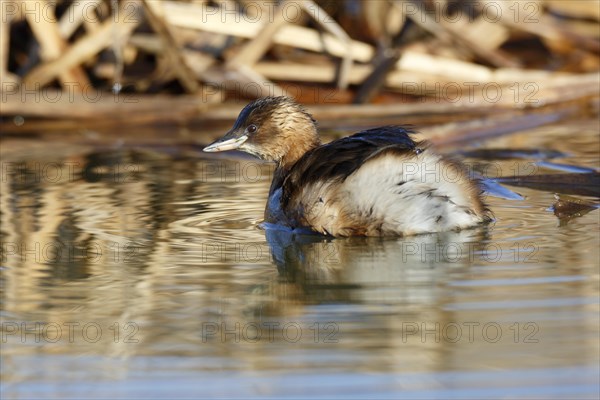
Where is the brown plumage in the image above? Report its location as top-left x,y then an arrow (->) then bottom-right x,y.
204,96 -> 488,236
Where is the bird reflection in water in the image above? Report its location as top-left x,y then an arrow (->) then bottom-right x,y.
263,224 -> 490,304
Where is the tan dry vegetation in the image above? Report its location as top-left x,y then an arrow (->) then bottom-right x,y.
0,0 -> 598,142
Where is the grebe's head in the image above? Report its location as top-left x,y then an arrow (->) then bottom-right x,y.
203,96 -> 320,167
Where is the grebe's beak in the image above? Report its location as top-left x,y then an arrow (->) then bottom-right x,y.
203,131 -> 248,152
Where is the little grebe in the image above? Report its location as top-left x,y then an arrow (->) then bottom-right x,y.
204,96 -> 487,236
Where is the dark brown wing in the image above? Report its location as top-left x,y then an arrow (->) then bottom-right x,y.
281,126 -> 421,208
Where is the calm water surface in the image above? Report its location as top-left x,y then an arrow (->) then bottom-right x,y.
1,119 -> 599,399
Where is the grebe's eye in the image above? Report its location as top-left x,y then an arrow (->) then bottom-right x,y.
247,124 -> 257,134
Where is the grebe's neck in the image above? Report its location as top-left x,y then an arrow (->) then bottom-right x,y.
268,124 -> 320,202
279,128 -> 321,170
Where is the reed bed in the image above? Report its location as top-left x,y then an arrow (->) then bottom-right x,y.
0,0 -> 598,138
